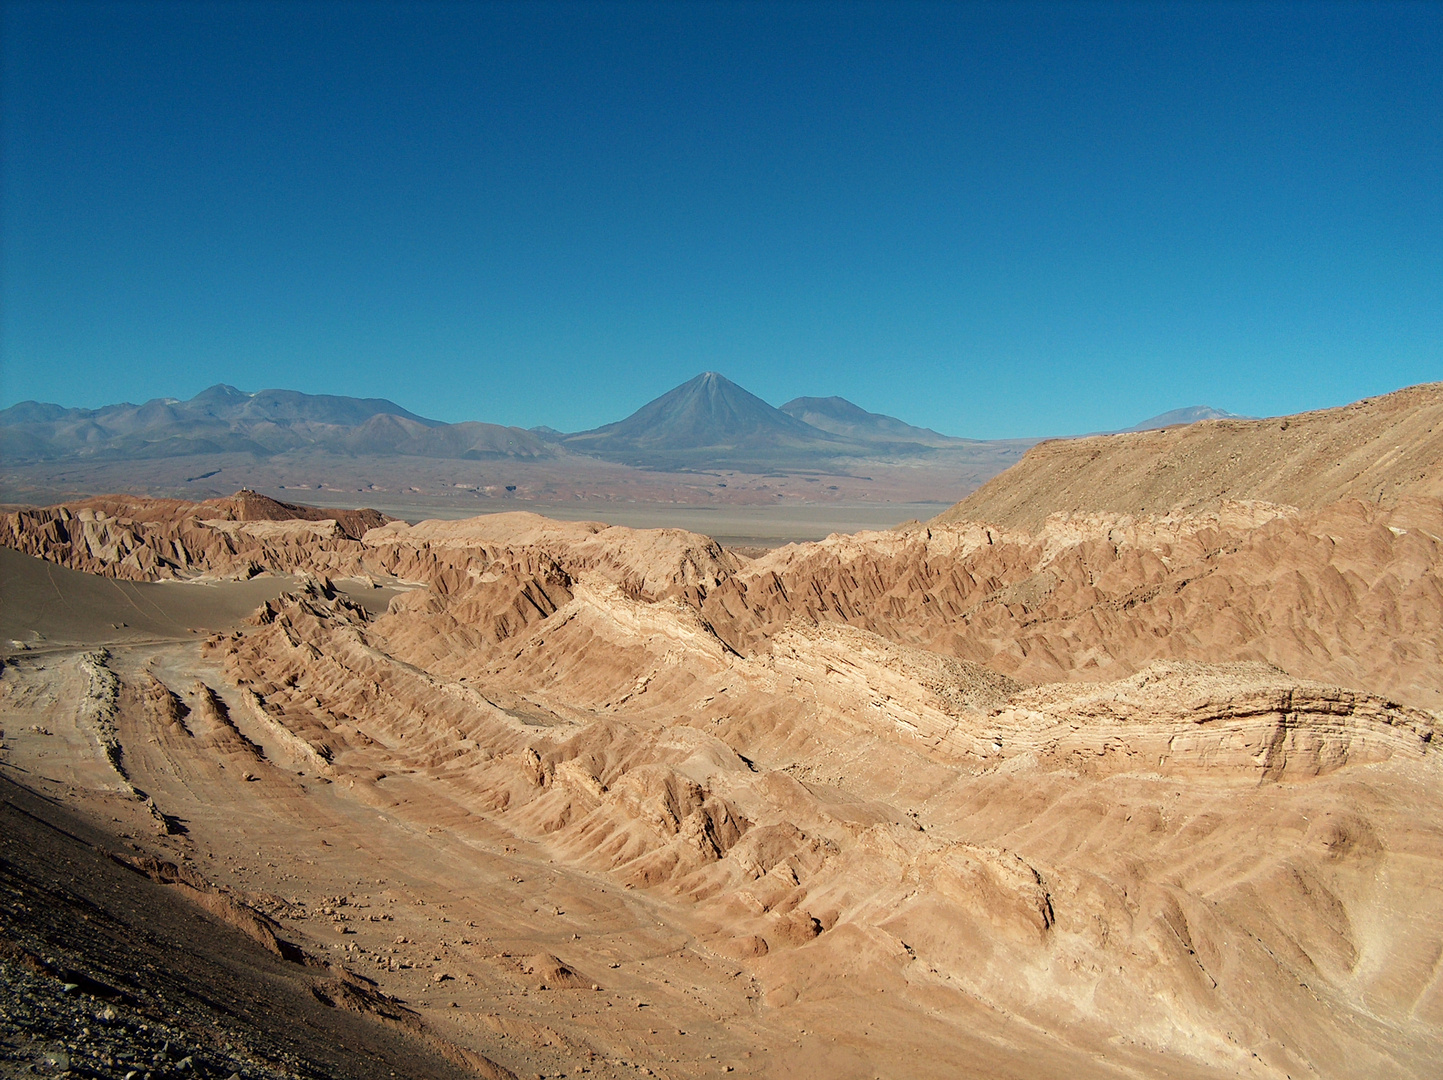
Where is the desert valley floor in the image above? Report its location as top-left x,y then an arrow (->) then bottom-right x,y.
3,385 -> 1443,1080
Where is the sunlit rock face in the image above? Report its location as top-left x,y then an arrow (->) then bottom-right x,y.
3,384 -> 1442,1079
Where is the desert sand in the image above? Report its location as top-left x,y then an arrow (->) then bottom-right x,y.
3,384 -> 1442,1079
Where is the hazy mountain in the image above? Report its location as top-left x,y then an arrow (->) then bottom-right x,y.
779,396 -> 964,447
1121,406 -> 1249,432
184,384 -> 440,427
562,372 -> 867,468
573,373 -> 826,449
1,374 -> 1036,480
0,385 -> 555,463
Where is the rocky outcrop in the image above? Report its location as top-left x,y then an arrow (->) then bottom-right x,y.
9,492 -> 1439,713
186,559 -> 1441,1077
0,492 -> 386,581
699,498 -> 1443,710
8,477 -> 1443,1076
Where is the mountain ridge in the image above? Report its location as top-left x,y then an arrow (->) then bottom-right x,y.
778,395 -> 967,447
570,372 -> 833,449
2,373 -> 1259,482
1118,405 -> 1249,432
560,372 -> 869,468
934,381 -> 1443,528
0,384 -> 554,464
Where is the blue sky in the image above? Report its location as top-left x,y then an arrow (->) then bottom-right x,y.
3,0 -> 1439,438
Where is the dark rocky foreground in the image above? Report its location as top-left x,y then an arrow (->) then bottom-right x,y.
0,774 -> 506,1080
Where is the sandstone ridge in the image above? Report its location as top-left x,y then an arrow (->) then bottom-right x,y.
935,381 -> 1443,528
4,398 -> 1443,1078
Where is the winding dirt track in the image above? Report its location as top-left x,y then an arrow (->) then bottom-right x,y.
3,387 -> 1443,1079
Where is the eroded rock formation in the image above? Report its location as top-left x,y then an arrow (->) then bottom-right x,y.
5,415 -> 1443,1078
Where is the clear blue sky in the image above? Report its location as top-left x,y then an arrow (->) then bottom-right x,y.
3,0 -> 1439,438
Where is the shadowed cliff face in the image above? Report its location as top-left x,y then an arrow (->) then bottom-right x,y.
4,386 -> 1443,1079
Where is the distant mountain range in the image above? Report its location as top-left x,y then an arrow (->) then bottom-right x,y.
779,395 -> 963,448
0,373 -> 1240,472
558,372 -> 981,468
563,373 -> 832,460
1118,406 -> 1249,432
0,384 -> 553,464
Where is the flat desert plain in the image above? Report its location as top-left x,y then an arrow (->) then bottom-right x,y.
3,385 -> 1443,1080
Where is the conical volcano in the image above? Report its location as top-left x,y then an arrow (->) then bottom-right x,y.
563,372 -> 849,467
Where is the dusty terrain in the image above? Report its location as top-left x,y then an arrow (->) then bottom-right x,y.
938,382 -> 1443,528
0,447 -> 1001,538
3,385 -> 1442,1079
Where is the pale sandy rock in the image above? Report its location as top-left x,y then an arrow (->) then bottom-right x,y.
5,391 -> 1443,1078
936,380 -> 1443,527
